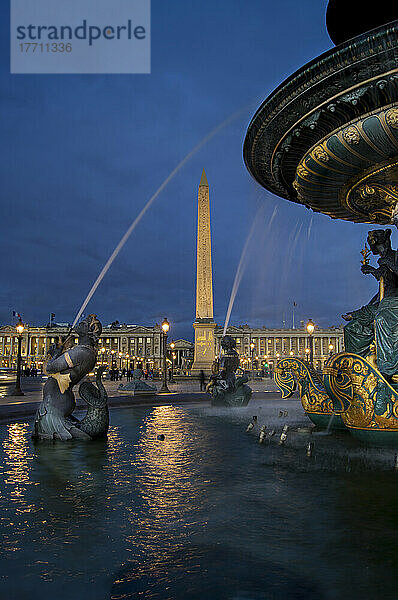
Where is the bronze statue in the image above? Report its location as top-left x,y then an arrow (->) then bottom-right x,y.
342,229 -> 398,380
33,315 -> 109,440
206,335 -> 252,406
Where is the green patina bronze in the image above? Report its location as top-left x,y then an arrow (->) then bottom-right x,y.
274,357 -> 346,430
323,352 -> 398,445
244,1 -> 398,444
344,229 -> 398,377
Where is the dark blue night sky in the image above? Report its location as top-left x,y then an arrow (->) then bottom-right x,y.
0,0 -> 380,339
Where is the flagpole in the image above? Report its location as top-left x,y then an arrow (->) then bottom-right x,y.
292,302 -> 296,329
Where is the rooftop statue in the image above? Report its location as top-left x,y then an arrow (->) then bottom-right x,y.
342,229 -> 398,382
206,335 -> 252,407
33,314 -> 109,441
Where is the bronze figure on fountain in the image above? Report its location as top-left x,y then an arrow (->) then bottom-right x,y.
342,229 -> 398,382
206,335 -> 252,407
33,314 -> 109,441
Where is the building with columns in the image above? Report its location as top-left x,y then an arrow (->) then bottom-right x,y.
0,321 -> 343,373
0,322 -> 193,372
215,324 -> 344,371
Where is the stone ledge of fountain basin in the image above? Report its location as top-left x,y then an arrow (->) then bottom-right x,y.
0,392 -> 211,425
0,390 -> 294,425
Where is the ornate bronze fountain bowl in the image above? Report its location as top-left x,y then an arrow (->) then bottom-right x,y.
243,21 -> 398,224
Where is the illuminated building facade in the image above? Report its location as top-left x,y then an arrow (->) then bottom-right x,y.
215,324 -> 344,371
0,322 -> 343,373
0,322 -> 194,372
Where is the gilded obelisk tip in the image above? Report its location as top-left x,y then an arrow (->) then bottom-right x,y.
199,168 -> 208,187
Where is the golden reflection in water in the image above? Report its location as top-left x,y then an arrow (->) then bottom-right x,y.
135,405 -> 202,518
105,424 -> 132,501
1,423 -> 33,503
126,405 -> 213,574
0,422 -> 36,555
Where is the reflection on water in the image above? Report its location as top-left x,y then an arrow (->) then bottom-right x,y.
2,423 -> 31,492
1,402 -> 398,599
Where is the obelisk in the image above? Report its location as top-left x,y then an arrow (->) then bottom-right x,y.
192,168 -> 216,374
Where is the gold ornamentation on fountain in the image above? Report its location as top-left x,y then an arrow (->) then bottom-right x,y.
351,182 -> 398,222
296,164 -> 309,178
358,185 -> 375,199
386,107 -> 398,128
312,145 -> 329,162
340,159 -> 398,223
360,243 -> 371,266
343,125 -> 361,145
293,105 -> 398,224
292,180 -> 305,201
324,352 -> 398,432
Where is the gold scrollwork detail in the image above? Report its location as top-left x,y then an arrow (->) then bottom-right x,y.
292,179 -> 305,201
343,125 -> 361,145
326,352 -> 398,431
296,164 -> 309,179
312,145 -> 329,162
358,184 -> 375,199
386,108 -> 398,129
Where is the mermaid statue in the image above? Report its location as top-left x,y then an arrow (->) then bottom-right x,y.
33,314 -> 109,441
342,228 -> 398,382
206,335 -> 252,407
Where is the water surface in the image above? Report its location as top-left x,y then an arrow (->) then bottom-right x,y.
1,400 -> 398,599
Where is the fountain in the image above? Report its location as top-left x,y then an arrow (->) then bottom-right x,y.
32,314 -> 109,441
118,367 -> 157,396
206,335 -> 252,407
243,1 -> 398,444
274,356 -> 345,430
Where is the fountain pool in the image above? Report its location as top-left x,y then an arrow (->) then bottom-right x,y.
1,400 -> 398,599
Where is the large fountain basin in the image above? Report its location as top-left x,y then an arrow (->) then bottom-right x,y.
243,21 -> 398,224
2,401 -> 398,598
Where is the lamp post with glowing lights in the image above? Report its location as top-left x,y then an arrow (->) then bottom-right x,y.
306,319 -> 315,367
170,341 -> 176,382
250,341 -> 255,378
13,318 -> 25,396
329,343 -> 334,357
160,317 -> 170,393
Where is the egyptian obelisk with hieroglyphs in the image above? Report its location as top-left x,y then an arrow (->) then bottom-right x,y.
192,168 -> 216,374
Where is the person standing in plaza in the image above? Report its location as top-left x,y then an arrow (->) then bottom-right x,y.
199,370 -> 205,391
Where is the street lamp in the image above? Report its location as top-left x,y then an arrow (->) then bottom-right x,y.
160,317 -> 170,393
100,346 -> 106,365
306,319 -> 315,367
170,341 -> 175,382
328,343 -> 334,356
13,318 -> 24,396
250,341 -> 255,378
